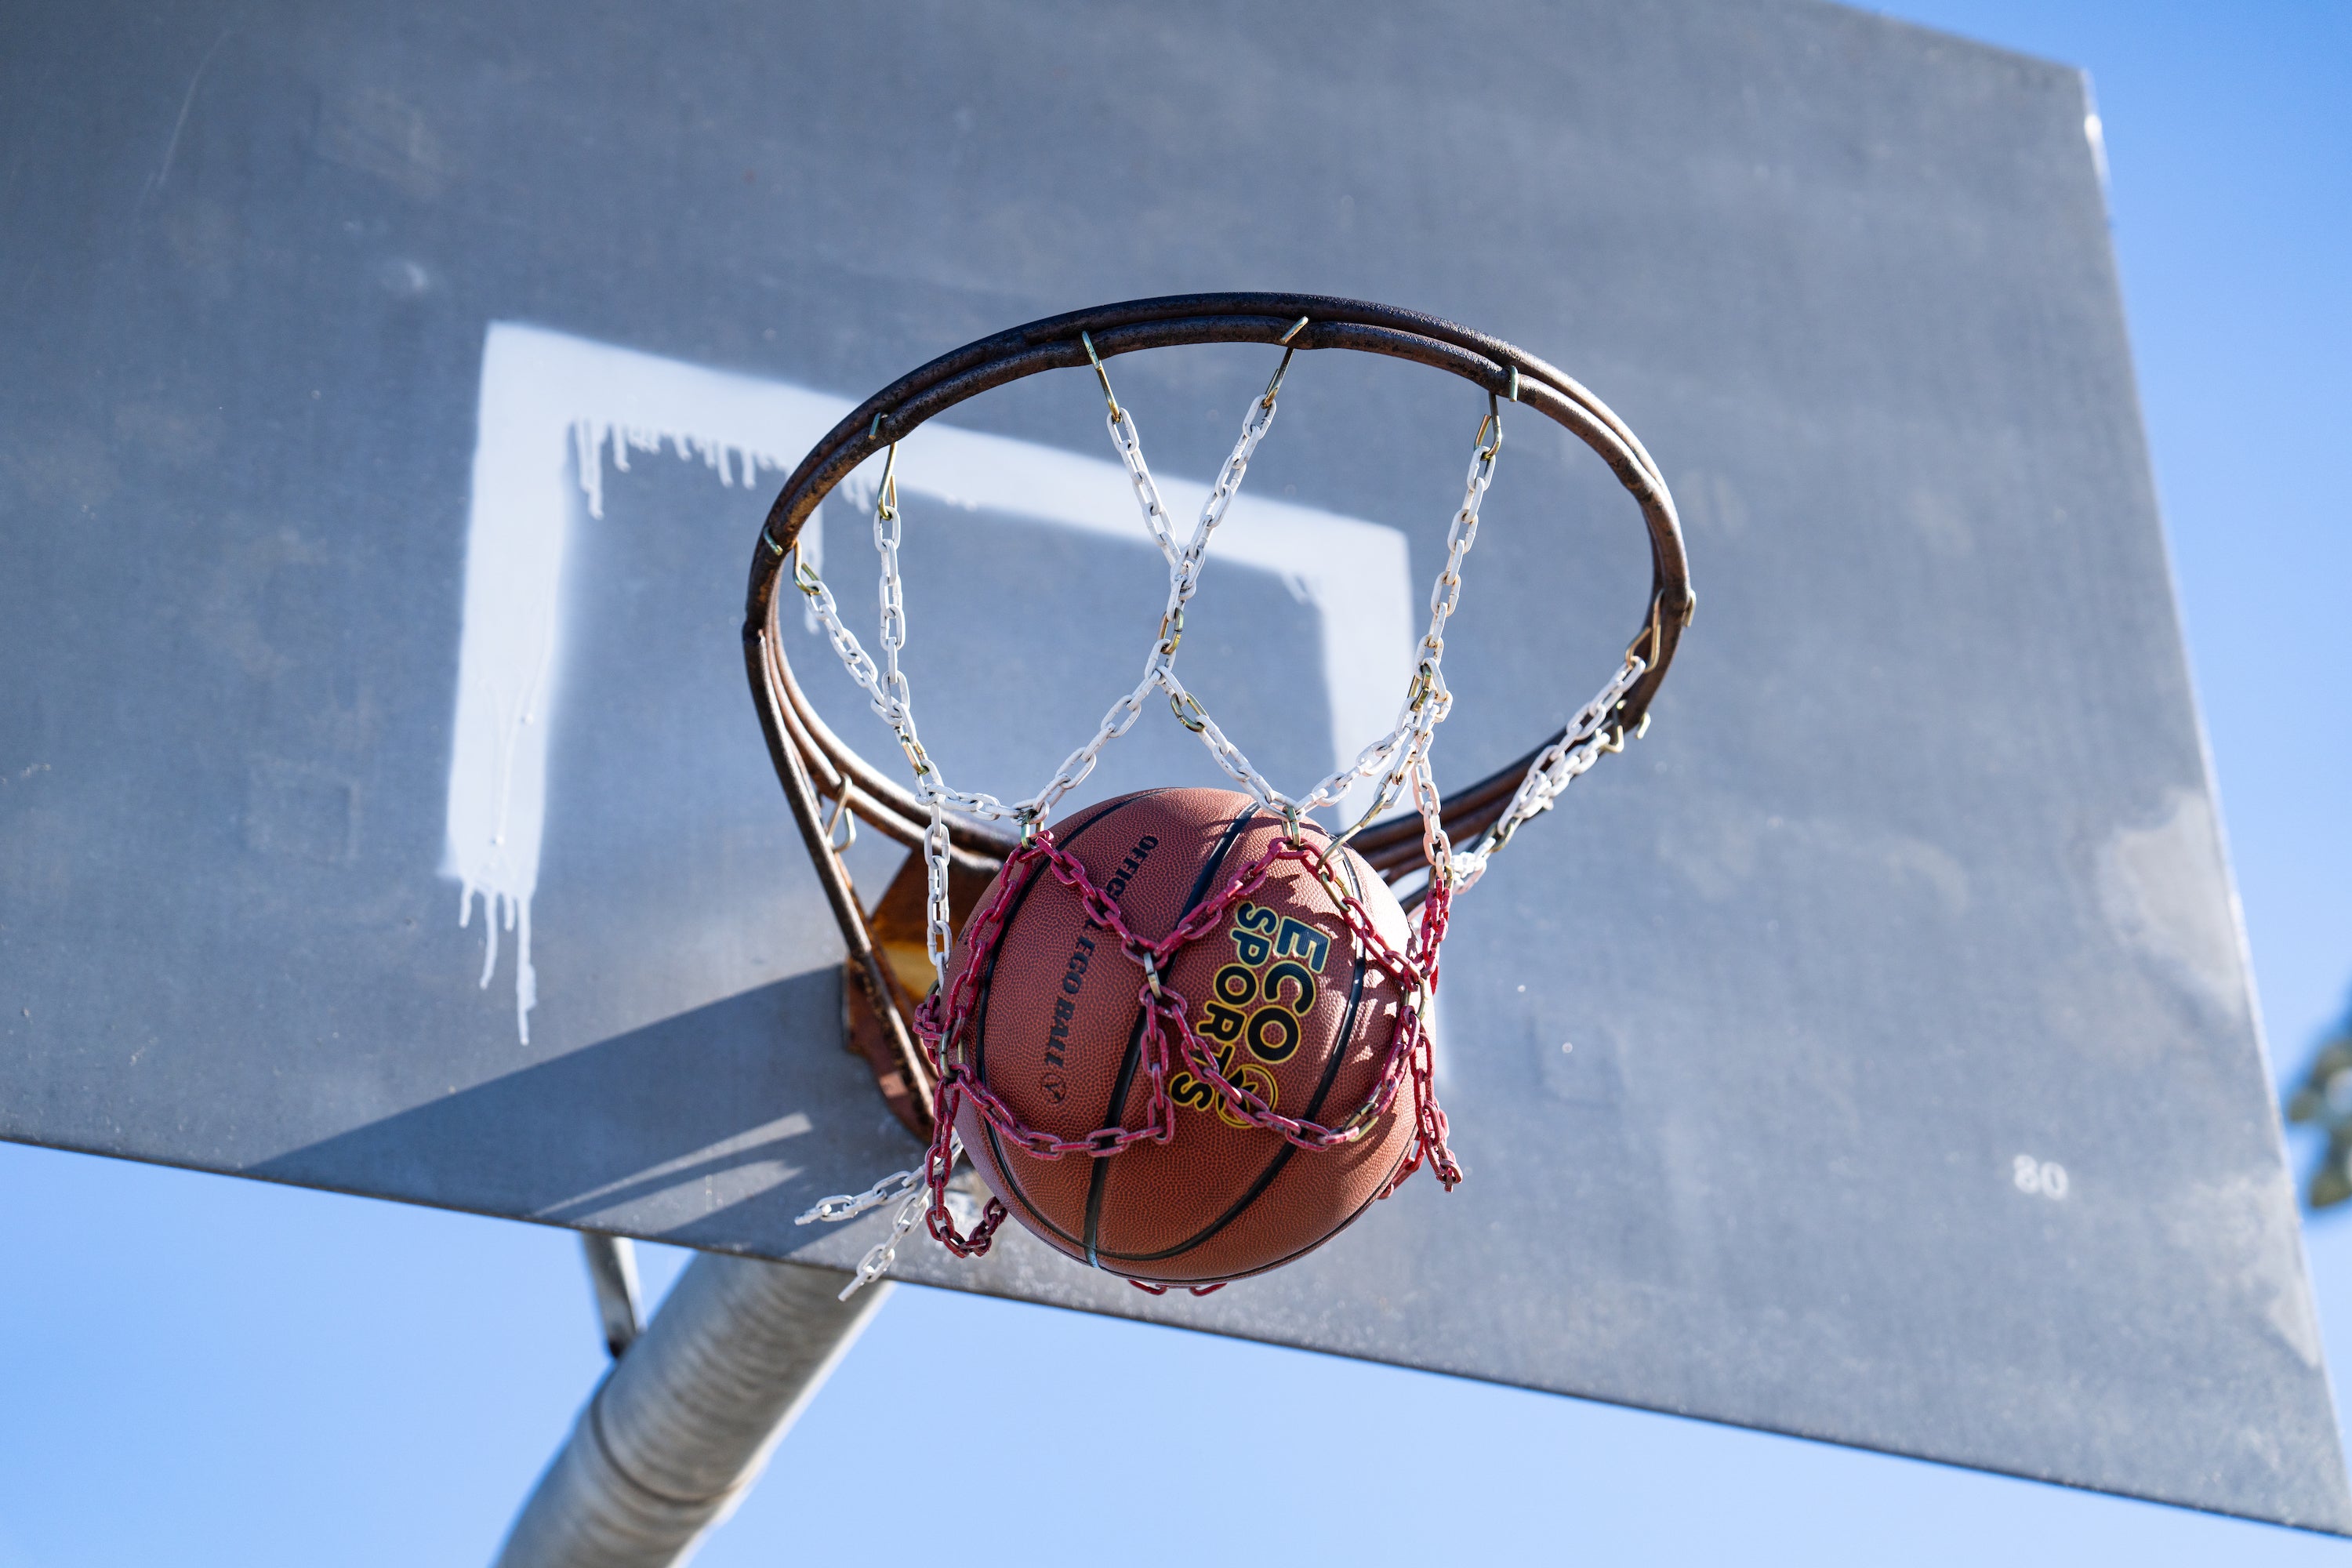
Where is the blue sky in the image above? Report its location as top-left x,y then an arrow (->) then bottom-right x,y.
3,3 -> 2347,1563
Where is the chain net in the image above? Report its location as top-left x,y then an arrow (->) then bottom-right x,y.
793,328 -> 1648,1298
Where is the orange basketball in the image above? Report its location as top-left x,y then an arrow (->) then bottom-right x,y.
942,787 -> 1421,1288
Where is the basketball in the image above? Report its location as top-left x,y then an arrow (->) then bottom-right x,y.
942,786 -> 1422,1288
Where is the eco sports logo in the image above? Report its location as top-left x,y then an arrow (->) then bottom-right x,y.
1172,901 -> 1331,1128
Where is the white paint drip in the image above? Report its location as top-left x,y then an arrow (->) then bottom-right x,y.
447,321 -> 1418,1044
569,418 -> 792,524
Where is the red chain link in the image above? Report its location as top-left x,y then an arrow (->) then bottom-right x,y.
912,824 -> 1463,1261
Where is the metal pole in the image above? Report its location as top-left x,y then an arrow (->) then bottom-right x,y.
495,1254 -> 890,1567
579,1233 -> 644,1358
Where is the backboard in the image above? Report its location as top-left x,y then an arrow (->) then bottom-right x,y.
2,0 -> 2341,1533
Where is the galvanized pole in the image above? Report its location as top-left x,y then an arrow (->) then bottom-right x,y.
578,1233 -> 644,1358
495,1254 -> 889,1567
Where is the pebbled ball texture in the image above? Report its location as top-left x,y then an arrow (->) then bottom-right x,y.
946,787 -> 1418,1287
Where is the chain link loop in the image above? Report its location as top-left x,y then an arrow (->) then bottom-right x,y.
1446,652 -> 1648,892
796,1162 -> 923,1225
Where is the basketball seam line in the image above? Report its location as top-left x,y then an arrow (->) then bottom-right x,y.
970,792 -> 1159,1255
1083,804 -> 1263,1269
1092,841 -> 1371,1267
1207,1148 -> 1410,1283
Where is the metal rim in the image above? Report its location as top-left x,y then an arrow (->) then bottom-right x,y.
745,292 -> 1691,858
741,293 -> 1694,1132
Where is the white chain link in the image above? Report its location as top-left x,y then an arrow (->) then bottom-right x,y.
1107,404 -> 1181,564
835,1185 -> 928,1301
1294,419 -> 1501,833
923,797 -> 953,985
872,461 -> 916,750
795,1143 -> 983,1300
794,1158 -> 928,1301
1446,652 -> 1648,892
796,1162 -> 923,1225
792,535 -> 1021,823
1018,391 -> 1283,819
797,345 -> 1652,872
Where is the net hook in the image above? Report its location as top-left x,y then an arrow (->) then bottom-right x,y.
1406,658 -> 1441,712
1258,317 -> 1311,409
1626,596 -> 1664,670
823,787 -> 858,851
1080,331 -> 1123,421
874,442 -> 900,523
1475,391 -> 1503,460
790,543 -> 823,596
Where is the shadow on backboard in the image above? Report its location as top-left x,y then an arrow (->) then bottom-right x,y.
250,968 -> 923,1251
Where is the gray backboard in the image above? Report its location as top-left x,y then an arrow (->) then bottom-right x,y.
2,0 -> 2341,1533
